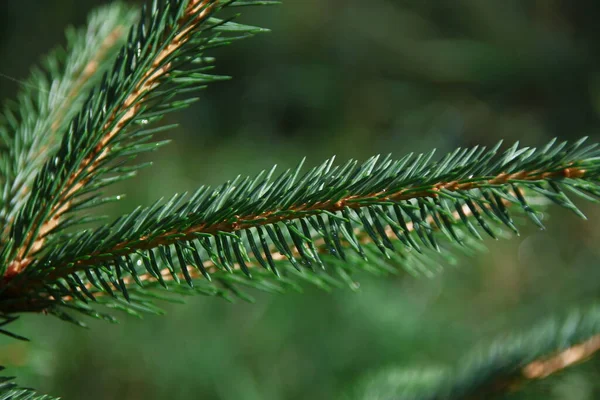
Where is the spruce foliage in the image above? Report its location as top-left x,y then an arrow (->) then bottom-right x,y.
1,1 -> 600,398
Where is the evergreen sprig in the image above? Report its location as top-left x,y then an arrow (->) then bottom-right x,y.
1,0 -> 600,399
3,137 -> 598,317
5,140 -> 600,306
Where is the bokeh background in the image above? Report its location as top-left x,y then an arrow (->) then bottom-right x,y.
2,0 -> 600,399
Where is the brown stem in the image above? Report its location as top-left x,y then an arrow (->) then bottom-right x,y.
523,334 -> 600,379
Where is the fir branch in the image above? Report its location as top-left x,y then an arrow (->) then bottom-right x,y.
0,4 -> 138,241
44,139 -> 600,270
4,0 -> 272,277
1,138 -> 597,315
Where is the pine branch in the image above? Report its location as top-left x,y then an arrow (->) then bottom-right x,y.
0,4 -> 138,242
1,138 -> 597,316
348,304 -> 600,400
3,0 -> 273,278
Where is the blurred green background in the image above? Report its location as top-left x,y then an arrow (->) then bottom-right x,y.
2,0 -> 600,399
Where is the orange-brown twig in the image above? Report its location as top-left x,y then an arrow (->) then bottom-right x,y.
523,334 -> 600,379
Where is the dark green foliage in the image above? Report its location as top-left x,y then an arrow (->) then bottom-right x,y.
1,0 -> 600,399
7,138 -> 599,320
